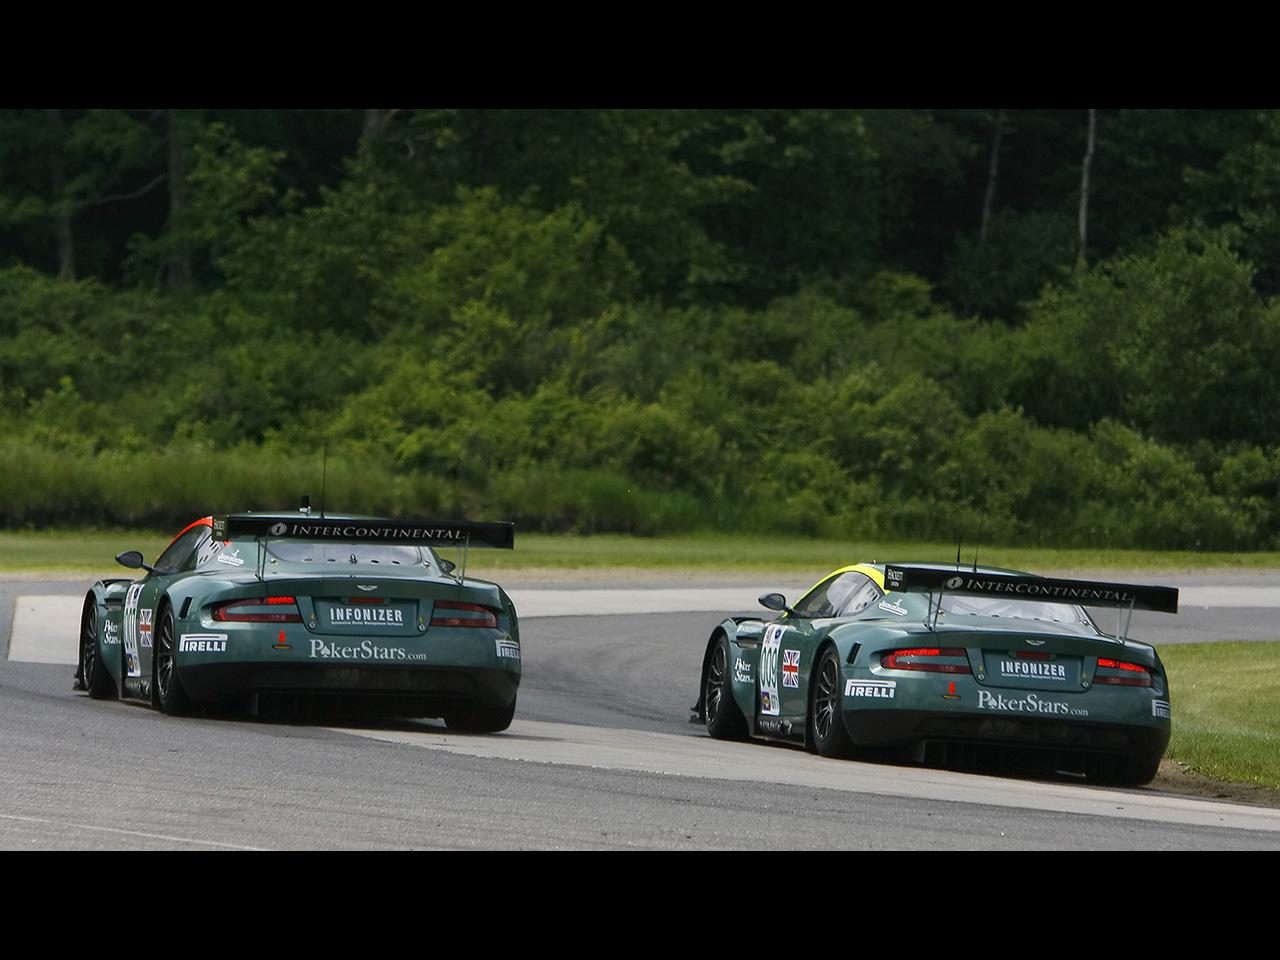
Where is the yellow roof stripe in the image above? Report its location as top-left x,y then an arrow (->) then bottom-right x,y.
795,562 -> 886,603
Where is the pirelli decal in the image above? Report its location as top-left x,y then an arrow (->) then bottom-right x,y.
845,679 -> 896,699
883,566 -> 1178,614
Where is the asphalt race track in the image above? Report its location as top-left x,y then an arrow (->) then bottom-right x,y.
3,572 -> 1279,850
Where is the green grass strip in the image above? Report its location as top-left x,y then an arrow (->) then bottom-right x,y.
1161,641 -> 1280,790
6,529 -> 1280,574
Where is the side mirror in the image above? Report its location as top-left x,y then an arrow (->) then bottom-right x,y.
758,592 -> 792,614
115,550 -> 153,572
439,558 -> 457,574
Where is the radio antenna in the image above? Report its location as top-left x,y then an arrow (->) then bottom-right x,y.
972,512 -> 984,572
319,443 -> 328,519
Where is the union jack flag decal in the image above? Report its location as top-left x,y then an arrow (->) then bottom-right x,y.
781,649 -> 801,687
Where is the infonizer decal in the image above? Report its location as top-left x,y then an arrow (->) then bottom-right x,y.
1152,699 -> 1171,719
759,624 -> 784,716
101,619 -> 120,645
495,638 -> 521,660
998,658 -> 1066,681
328,607 -> 405,626
877,599 -> 908,616
733,657 -> 752,683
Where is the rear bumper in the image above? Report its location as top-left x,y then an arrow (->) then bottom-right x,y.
178,661 -> 518,711
844,708 -> 1169,764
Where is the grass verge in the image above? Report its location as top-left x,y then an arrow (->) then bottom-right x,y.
6,529 -> 1280,574
1160,641 -> 1280,791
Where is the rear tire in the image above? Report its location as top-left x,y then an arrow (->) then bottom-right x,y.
80,600 -> 116,700
704,633 -> 747,740
444,697 -> 515,733
1112,756 -> 1161,787
154,606 -> 192,716
809,647 -> 855,759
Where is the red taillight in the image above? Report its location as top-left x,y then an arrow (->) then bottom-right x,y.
1094,657 -> 1152,687
881,647 -> 971,674
213,596 -> 303,623
430,600 -> 498,629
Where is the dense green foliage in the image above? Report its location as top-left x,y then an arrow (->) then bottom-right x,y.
5,109 -> 1280,549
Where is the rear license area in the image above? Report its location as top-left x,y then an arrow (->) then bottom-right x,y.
311,598 -> 421,636
981,650 -> 1080,689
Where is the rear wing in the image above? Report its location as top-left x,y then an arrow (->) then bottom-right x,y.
883,565 -> 1179,615
212,515 -> 515,549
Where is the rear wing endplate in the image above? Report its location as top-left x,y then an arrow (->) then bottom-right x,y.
883,565 -> 1179,614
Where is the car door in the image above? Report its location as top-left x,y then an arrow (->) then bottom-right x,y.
122,525 -> 210,691
770,570 -> 882,718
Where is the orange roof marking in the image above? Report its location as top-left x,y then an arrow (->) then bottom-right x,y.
158,515 -> 213,557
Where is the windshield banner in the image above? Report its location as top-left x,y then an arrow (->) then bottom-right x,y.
883,565 -> 1178,614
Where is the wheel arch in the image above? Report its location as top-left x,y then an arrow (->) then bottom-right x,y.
694,625 -> 731,721
804,638 -> 841,750
150,592 -> 179,708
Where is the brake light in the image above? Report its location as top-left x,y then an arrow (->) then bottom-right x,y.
213,596 -> 303,623
881,647 -> 971,674
430,600 -> 498,629
1094,657 -> 1152,687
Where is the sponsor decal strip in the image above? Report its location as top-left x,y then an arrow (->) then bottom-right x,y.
883,566 -> 1178,613
328,607 -> 406,626
977,690 -> 1089,718
123,583 -> 143,678
180,633 -> 228,653
999,659 -> 1067,680
215,515 -> 514,549
759,624 -> 784,716
844,679 -> 897,699
309,639 -> 428,662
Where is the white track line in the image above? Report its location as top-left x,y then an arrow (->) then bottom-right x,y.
0,812 -> 265,850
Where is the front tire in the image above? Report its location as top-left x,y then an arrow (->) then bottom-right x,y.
809,647 -> 855,759
80,600 -> 116,700
154,606 -> 192,716
704,633 -> 747,740
444,697 -> 516,733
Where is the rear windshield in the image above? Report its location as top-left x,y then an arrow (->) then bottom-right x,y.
197,539 -> 437,572
938,593 -> 1094,627
265,541 -> 427,566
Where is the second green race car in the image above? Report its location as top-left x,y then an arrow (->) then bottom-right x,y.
693,562 -> 1178,785
75,511 -> 521,729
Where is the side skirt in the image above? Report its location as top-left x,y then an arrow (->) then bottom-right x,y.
751,715 -> 806,744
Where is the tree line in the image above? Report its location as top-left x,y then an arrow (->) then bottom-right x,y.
3,109 -> 1280,548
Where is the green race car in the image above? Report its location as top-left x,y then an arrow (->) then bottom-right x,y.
75,511 -> 521,729
694,562 -> 1178,785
